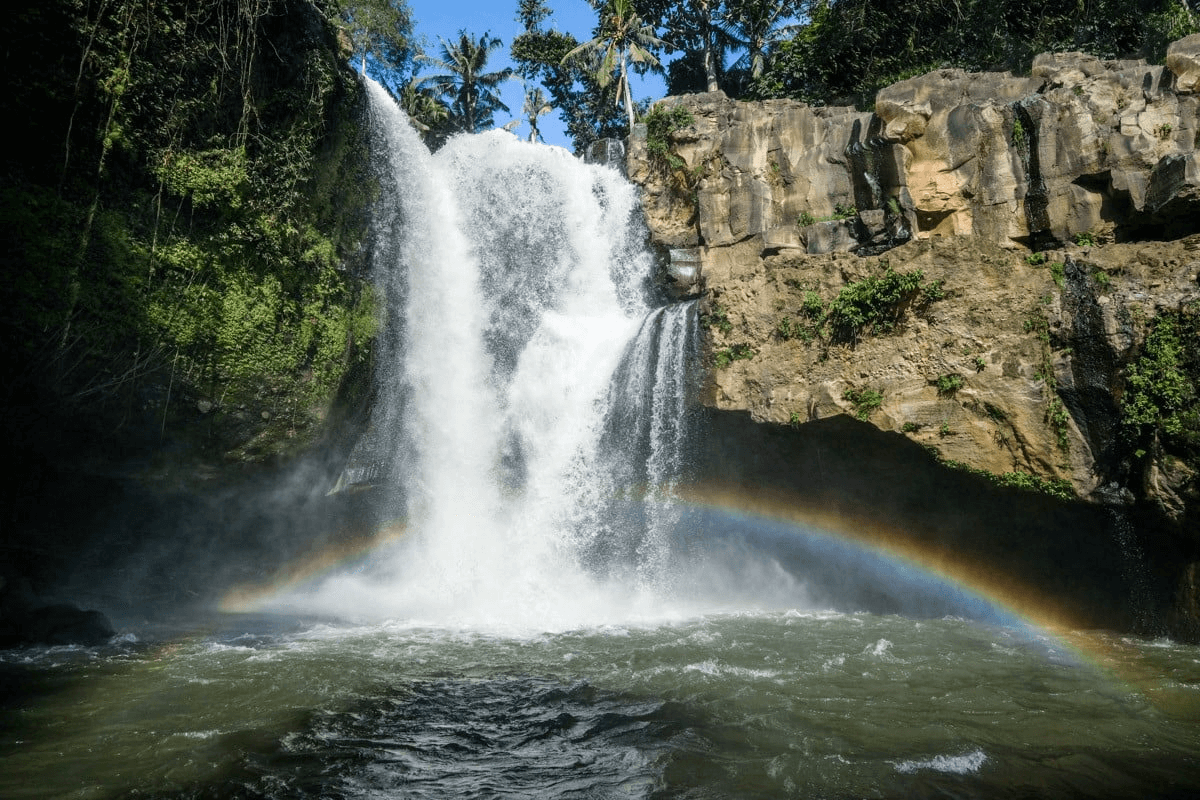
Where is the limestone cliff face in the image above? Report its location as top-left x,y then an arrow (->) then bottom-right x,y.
629,41 -> 1200,637
693,235 -> 1198,501
631,40 -> 1200,252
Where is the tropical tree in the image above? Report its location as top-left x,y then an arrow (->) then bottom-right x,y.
512,4 -> 628,151
398,77 -> 453,148
750,0 -> 1197,106
722,0 -> 802,80
516,0 -> 553,31
522,86 -> 553,142
563,0 -> 667,131
418,31 -> 515,134
668,0 -> 730,92
340,0 -> 416,88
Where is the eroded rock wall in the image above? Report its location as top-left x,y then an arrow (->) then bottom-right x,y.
631,42 -> 1200,253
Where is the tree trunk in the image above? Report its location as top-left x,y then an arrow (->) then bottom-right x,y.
701,0 -> 719,92
704,38 -> 719,91
621,55 -> 635,131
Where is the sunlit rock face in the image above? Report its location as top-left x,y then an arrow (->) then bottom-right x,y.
1167,34 -> 1200,93
628,41 -> 1200,640
632,44 -> 1199,252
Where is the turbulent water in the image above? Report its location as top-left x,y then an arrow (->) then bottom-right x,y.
4,612 -> 1200,799
5,81 -> 1200,799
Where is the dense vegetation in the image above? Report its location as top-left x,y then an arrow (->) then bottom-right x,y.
1121,305 -> 1200,471
748,0 -> 1198,106
1,0 -> 374,461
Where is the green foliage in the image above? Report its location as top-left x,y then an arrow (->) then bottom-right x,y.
921,280 -> 946,302
748,0 -> 1188,106
1121,310 -> 1200,456
714,342 -> 755,368
843,387 -> 883,420
644,104 -> 695,171
939,459 -> 1076,501
1026,252 -> 1047,266
511,20 -> 625,151
1011,118 -> 1026,149
1049,261 -> 1065,288
562,0 -> 666,130
936,373 -> 964,396
1074,230 -> 1097,247
1046,398 -> 1072,451
156,148 -> 249,210
801,290 -> 825,318
702,303 -> 733,334
772,266 -> 943,348
1093,269 -> 1112,290
973,356 -> 987,372
901,421 -> 920,433
418,31 -> 514,134
789,410 -> 802,427
1023,310 -> 1051,344
1,0 -> 374,442
798,204 -> 857,225
1144,2 -> 1200,59
341,0 -> 416,86
776,314 -> 819,344
825,266 -> 929,341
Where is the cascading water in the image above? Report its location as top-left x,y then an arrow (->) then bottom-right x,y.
592,302 -> 699,586
294,80 -> 698,628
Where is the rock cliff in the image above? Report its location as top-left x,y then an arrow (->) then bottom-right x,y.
629,39 -> 1200,638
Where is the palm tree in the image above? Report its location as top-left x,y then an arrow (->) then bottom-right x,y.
398,77 -> 452,148
722,0 -> 802,80
563,0 -> 667,132
684,0 -> 728,92
418,31 -> 515,134
522,86 -> 553,143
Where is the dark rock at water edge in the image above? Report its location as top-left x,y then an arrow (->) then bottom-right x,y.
0,577 -> 115,648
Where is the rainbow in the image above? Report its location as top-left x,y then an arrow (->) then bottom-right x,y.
218,521 -> 409,613
215,482 -> 1198,719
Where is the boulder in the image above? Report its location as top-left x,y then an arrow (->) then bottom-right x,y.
0,576 -> 115,648
1167,34 -> 1200,93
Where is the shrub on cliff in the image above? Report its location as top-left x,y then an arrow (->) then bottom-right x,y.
1122,307 -> 1200,463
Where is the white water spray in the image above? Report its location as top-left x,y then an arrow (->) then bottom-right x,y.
283,81 -> 700,629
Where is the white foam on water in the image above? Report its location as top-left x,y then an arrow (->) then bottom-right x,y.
894,749 -> 988,775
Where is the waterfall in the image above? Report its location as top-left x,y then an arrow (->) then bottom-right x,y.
301,80 -> 698,628
592,302 -> 700,586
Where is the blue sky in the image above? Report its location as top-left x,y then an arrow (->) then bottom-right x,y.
405,0 -> 669,149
